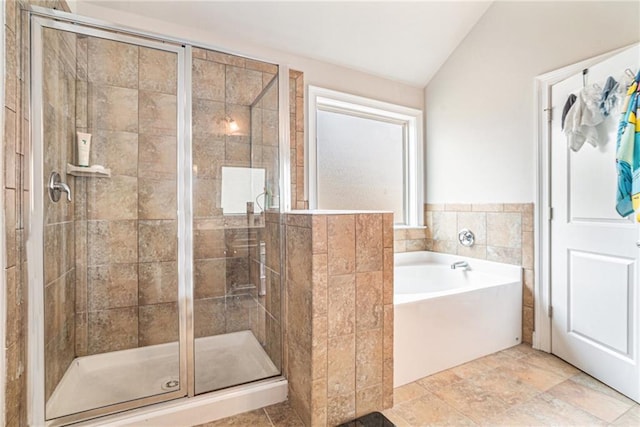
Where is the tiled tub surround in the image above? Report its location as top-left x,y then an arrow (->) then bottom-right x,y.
426,203 -> 535,344
284,211 -> 394,426
393,226 -> 428,253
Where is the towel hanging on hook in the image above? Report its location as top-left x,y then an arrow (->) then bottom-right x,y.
599,76 -> 620,117
615,69 -> 640,218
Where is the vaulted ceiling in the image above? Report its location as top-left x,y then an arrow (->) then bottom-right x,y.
76,1 -> 492,87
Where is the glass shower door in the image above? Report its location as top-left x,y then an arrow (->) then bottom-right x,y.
31,10 -> 285,425
33,18 -> 186,422
191,49 -> 282,394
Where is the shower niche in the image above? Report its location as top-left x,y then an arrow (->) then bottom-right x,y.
31,11 -> 284,425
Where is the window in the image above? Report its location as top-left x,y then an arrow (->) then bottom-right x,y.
308,86 -> 423,226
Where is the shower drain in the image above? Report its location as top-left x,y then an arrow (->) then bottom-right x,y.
160,377 -> 180,391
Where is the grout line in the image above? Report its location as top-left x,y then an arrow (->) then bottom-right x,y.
262,407 -> 275,427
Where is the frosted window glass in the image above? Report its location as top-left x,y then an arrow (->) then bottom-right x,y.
317,110 -> 404,222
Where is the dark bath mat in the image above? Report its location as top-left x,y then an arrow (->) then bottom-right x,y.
337,411 -> 395,427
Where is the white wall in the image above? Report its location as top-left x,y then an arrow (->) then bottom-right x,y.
72,2 -> 425,110
425,1 -> 640,203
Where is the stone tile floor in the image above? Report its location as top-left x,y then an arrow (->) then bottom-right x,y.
194,344 -> 640,426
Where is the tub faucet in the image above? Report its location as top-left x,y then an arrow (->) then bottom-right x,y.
451,261 -> 469,270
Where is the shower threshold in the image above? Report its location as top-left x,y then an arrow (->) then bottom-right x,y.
46,330 -> 279,421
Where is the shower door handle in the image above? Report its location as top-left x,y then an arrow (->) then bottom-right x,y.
259,241 -> 266,296
48,171 -> 72,202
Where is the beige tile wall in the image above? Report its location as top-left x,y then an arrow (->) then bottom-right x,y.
285,212 -> 393,426
250,73 -> 279,206
42,25 -> 78,401
74,44 -> 284,359
4,1 -> 73,424
73,37 -> 180,356
393,227 -> 429,253
425,203 -> 535,344
193,49 -> 282,382
252,212 -> 283,368
289,70 -> 307,210
4,3 -> 26,423
191,46 -> 283,373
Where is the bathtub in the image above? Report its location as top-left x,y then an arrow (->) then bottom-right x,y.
394,251 -> 522,387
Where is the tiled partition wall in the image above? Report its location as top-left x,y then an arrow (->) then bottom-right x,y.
284,211 -> 394,426
425,203 -> 535,343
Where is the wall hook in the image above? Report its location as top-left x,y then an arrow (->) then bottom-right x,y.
625,68 -> 636,79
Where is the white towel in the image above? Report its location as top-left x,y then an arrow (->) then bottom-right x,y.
564,85 -> 605,151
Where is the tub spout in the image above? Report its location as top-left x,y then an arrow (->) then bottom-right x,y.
451,261 -> 469,270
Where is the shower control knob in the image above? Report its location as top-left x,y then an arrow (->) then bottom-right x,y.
48,171 -> 72,203
458,229 -> 475,247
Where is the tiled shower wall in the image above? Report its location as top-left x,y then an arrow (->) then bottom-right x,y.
69,41 -> 285,356
4,1 -> 27,422
73,36 -> 180,355
190,46 -> 283,358
42,25 -> 77,401
4,1 -> 72,424
2,6 -> 291,420
425,203 -> 535,343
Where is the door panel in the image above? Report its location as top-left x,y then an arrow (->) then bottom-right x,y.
191,50 -> 282,396
569,251 -> 632,355
550,44 -> 640,402
36,21 -> 185,422
568,97 -> 628,223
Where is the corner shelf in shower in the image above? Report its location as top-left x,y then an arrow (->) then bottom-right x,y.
66,163 -> 111,178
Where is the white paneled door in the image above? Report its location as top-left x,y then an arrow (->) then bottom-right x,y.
550,45 -> 640,402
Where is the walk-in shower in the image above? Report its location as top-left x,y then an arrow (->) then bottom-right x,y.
27,7 -> 287,426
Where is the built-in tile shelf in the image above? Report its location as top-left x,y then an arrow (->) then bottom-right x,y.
66,163 -> 111,178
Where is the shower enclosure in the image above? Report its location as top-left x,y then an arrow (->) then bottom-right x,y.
28,8 -> 286,425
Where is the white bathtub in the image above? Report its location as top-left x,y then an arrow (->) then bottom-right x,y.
394,251 -> 522,387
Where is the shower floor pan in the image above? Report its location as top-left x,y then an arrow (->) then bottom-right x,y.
46,330 -> 279,420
